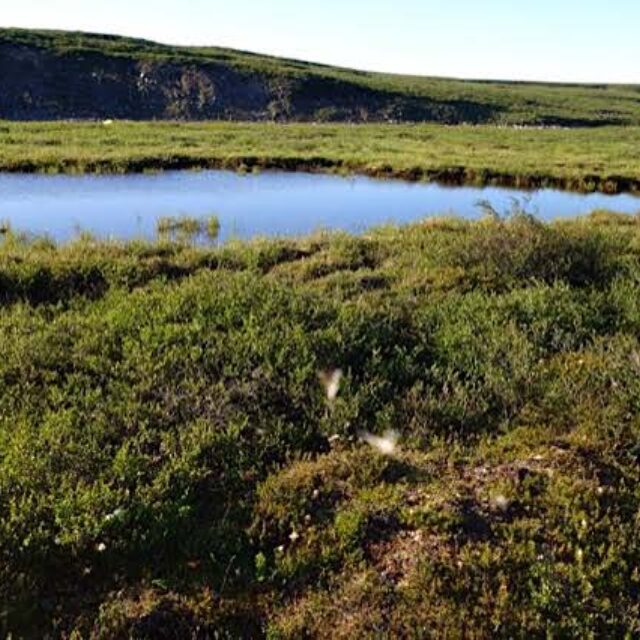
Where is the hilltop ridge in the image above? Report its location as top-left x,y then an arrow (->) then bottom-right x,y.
2,27 -> 640,124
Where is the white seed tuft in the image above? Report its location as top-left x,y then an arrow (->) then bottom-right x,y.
358,429 -> 399,456
318,369 -> 343,401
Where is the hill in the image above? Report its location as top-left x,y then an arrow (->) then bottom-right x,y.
2,27 -> 640,124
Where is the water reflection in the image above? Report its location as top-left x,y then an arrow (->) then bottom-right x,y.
0,170 -> 638,242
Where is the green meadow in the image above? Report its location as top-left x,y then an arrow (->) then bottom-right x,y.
2,121 -> 640,192
2,212 -> 640,636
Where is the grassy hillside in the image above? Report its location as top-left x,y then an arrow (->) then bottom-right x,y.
3,121 -> 640,193
2,212 -> 640,637
2,27 -> 640,125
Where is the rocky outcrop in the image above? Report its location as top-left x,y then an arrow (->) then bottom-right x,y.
0,41 -> 272,120
0,38 -> 499,123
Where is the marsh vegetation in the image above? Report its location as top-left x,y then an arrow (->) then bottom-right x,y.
2,121 -> 640,193
156,215 -> 220,243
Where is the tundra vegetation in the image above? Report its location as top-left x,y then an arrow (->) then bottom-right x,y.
2,121 -> 640,193
1,211 -> 640,637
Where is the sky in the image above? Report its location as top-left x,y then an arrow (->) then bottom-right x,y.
2,0 -> 639,83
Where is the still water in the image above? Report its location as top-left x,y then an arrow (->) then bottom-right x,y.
1,170 -> 639,242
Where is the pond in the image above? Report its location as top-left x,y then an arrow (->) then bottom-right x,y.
1,170 -> 639,243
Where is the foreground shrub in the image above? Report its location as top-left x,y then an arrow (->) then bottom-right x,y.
2,215 -> 640,637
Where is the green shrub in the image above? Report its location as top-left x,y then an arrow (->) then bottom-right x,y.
2,215 -> 640,636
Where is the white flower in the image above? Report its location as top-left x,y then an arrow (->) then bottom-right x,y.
104,508 -> 125,522
96,542 -> 107,553
358,429 -> 399,456
289,530 -> 300,542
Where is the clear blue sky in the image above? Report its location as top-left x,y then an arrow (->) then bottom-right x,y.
3,0 -> 639,83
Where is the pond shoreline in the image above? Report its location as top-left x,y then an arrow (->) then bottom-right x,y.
4,156 -> 640,196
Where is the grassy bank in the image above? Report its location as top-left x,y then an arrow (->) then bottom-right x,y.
2,211 -> 640,637
3,121 -> 640,194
